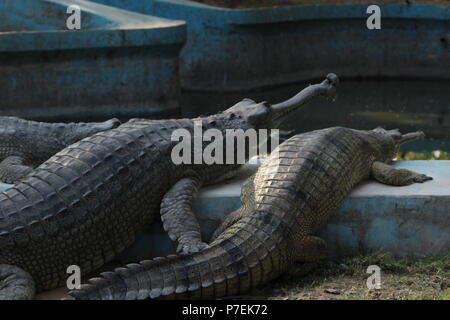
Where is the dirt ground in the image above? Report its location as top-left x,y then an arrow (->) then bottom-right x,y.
246,252 -> 450,300
193,0 -> 448,9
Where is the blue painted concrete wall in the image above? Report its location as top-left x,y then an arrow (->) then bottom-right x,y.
0,0 -> 112,31
0,0 -> 186,121
90,1 -> 450,91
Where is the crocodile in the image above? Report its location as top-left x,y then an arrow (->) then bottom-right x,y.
0,74 -> 339,300
68,126 -> 432,300
0,117 -> 121,184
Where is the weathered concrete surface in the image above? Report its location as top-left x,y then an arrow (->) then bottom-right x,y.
197,160 -> 450,258
0,160 -> 448,259
318,161 -> 450,257
0,0 -> 186,121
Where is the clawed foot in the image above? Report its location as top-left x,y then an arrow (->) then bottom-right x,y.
177,240 -> 209,255
413,174 -> 433,183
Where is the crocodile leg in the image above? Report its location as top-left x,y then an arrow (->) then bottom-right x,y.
212,175 -> 256,241
160,177 -> 209,254
69,125 -> 438,301
371,161 -> 433,186
0,265 -> 35,300
293,235 -> 327,262
0,156 -> 33,184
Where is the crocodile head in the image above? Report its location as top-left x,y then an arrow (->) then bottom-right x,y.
216,73 -> 339,131
370,127 -> 425,162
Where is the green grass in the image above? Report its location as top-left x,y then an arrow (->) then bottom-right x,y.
253,252 -> 450,300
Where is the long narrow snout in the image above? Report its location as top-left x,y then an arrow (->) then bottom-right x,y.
270,73 -> 339,122
399,131 -> 425,144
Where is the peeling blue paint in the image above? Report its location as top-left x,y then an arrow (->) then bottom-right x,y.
364,218 -> 398,249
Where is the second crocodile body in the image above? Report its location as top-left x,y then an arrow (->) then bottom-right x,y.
69,126 -> 432,299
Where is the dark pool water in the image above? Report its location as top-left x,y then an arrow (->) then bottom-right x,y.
11,79 -> 449,153
180,79 -> 450,152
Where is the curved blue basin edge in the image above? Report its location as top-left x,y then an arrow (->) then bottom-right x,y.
0,0 -> 186,52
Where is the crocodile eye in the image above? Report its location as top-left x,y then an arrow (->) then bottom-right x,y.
228,113 -> 235,119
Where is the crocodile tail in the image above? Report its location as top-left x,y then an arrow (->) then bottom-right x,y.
69,212 -> 291,300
